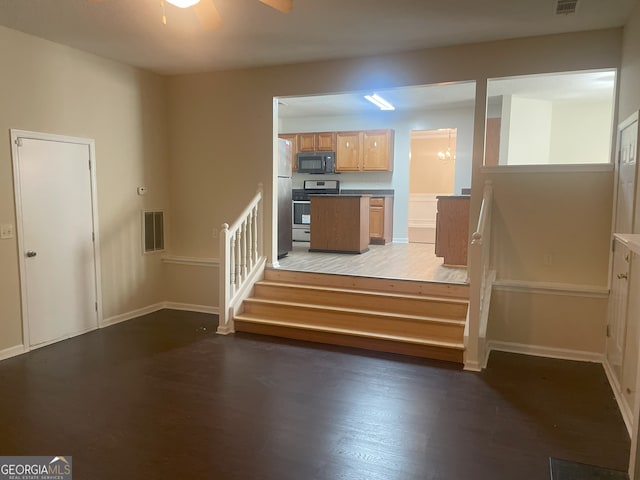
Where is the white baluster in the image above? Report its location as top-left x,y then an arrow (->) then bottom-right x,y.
235,229 -> 242,286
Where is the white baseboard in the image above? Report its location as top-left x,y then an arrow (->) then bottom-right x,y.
100,302 -> 166,328
0,344 -> 26,361
486,340 -> 604,364
163,302 -> 219,315
602,357 -> 632,436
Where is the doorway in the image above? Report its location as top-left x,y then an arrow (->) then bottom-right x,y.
11,130 -> 102,349
408,128 -> 456,244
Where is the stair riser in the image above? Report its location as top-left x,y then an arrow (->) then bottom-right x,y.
264,269 -> 469,299
254,284 -> 468,319
242,303 -> 465,342
235,322 -> 464,364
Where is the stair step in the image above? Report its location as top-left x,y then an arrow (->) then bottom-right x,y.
241,298 -> 465,342
234,318 -> 464,363
265,269 -> 469,299
253,280 -> 468,319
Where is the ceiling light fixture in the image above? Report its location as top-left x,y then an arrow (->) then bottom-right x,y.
165,0 -> 201,8
438,129 -> 455,161
364,94 -> 395,111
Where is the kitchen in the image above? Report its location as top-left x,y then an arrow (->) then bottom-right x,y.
274,82 -> 477,282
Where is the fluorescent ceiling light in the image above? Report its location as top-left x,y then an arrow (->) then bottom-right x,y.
364,94 -> 395,111
165,0 -> 201,8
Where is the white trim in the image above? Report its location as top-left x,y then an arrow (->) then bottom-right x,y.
163,302 -> 219,314
493,279 -> 609,298
486,340 -> 604,364
10,129 -> 104,348
482,163 -> 614,174
392,237 -> 409,244
101,303 -> 166,328
162,255 -> 220,267
615,233 -> 640,256
602,356 -> 633,436
0,344 -> 26,361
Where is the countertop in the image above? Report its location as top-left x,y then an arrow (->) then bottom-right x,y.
436,195 -> 471,200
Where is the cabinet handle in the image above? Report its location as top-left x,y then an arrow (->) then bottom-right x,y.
617,272 -> 629,280
625,253 -> 630,262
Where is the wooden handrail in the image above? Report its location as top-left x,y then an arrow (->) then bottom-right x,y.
471,181 -> 493,246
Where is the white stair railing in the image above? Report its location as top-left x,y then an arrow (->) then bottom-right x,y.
218,183 -> 266,334
464,180 -> 495,371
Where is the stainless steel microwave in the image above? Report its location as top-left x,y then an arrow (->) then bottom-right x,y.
297,152 -> 336,174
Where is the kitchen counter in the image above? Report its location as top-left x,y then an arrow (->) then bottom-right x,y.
309,195 -> 370,254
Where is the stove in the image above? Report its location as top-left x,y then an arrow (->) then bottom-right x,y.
292,180 -> 340,241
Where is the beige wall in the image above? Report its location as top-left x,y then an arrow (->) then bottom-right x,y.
409,133 -> 456,194
166,29 -> 622,354
619,1 -> 640,122
0,27 -> 169,351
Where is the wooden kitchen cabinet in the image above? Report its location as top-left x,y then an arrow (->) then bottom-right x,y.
369,196 -> 393,245
435,196 -> 470,266
336,129 -> 394,172
278,134 -> 298,171
336,132 -> 363,171
298,132 -> 336,152
310,195 -> 370,254
363,129 -> 394,171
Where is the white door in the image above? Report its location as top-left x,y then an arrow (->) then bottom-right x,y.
13,133 -> 99,347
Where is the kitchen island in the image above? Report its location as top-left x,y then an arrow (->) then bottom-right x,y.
310,195 -> 370,253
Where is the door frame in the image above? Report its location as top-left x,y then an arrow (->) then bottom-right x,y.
10,129 -> 103,350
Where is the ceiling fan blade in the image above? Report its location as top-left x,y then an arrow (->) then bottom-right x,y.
193,0 -> 222,29
258,0 -> 293,13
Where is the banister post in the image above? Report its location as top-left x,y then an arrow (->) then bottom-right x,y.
218,222 -> 232,334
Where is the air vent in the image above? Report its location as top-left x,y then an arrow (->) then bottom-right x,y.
555,0 -> 579,15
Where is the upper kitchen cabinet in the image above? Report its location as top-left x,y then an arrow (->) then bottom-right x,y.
336,132 -> 363,171
298,132 -> 336,152
363,129 -> 394,171
279,134 -> 299,171
336,129 -> 394,172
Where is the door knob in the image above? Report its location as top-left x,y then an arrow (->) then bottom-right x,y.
617,272 -> 628,280
26,251 -> 37,258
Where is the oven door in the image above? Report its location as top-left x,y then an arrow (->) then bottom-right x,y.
292,200 -> 311,241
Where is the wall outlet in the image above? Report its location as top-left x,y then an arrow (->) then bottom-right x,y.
0,224 -> 14,239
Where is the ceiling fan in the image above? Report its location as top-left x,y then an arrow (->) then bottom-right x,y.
161,0 -> 293,29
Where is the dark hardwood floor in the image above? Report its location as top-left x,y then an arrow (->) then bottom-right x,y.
0,309 -> 630,480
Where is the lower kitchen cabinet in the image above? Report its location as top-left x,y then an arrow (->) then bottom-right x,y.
369,196 -> 393,245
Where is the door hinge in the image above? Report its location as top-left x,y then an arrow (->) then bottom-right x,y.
92,232 -> 95,242
88,160 -> 92,170
95,302 -> 98,312
612,239 -> 616,252
606,324 -> 611,338
15,138 -> 23,147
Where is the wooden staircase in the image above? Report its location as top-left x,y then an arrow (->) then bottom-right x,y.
233,269 -> 469,364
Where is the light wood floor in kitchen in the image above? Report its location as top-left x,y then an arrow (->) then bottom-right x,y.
276,241 -> 468,283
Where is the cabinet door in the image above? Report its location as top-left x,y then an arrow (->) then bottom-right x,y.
622,251 -> 639,413
336,132 -> 362,171
298,133 -> 316,152
370,204 -> 384,242
607,241 -> 631,385
279,134 -> 298,172
363,130 -> 393,171
316,132 -> 336,151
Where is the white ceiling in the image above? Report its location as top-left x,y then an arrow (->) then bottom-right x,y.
0,0 -> 636,75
